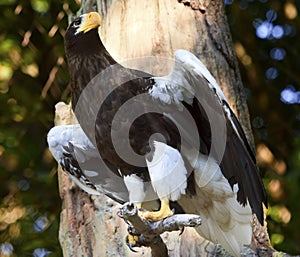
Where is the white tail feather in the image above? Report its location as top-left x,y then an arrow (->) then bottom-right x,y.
193,196 -> 252,256
179,153 -> 252,256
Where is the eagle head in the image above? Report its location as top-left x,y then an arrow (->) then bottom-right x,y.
64,12 -> 102,57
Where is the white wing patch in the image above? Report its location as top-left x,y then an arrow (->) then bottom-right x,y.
146,141 -> 187,201
149,49 -> 227,106
174,49 -> 227,102
47,124 -> 129,202
148,77 -> 188,105
47,124 -> 96,163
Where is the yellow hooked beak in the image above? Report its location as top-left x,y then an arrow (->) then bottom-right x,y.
77,12 -> 102,33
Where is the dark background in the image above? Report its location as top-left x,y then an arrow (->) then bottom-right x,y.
0,0 -> 299,256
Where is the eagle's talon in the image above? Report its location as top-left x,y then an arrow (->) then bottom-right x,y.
179,226 -> 185,235
127,242 -> 138,253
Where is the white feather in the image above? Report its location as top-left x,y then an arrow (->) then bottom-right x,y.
178,152 -> 252,256
123,174 -> 145,203
84,170 -> 99,177
146,141 -> 187,201
47,124 -> 129,201
68,175 -> 101,195
174,49 -> 227,103
47,124 -> 96,163
149,49 -> 228,106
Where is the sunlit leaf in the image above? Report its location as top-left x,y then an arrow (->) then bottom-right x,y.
271,233 -> 284,245
30,0 -> 49,13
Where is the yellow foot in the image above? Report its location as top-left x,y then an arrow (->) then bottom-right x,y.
126,233 -> 140,252
128,234 -> 139,245
142,198 -> 173,221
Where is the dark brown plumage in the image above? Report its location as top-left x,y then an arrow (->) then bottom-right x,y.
64,15 -> 182,178
61,12 -> 268,255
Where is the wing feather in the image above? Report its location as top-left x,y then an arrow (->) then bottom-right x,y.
150,49 -> 267,224
47,124 -> 129,203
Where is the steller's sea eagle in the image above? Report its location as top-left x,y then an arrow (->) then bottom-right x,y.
47,12 -> 267,256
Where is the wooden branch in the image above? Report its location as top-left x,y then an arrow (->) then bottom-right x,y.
117,203 -> 201,257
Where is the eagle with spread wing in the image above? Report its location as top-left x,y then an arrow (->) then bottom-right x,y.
47,12 -> 267,256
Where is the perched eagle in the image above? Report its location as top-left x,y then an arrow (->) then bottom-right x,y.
48,12 -> 267,256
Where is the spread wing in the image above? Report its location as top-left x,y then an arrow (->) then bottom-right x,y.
150,49 -> 267,224
47,124 -> 129,203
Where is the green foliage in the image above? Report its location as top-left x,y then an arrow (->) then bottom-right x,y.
0,0 -> 299,256
226,0 -> 300,254
0,0 -> 79,256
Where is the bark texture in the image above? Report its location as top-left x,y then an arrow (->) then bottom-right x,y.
53,0 -> 289,256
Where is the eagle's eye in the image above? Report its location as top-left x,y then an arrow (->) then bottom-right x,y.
73,19 -> 81,27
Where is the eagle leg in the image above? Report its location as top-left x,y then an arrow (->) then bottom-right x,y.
142,198 -> 174,221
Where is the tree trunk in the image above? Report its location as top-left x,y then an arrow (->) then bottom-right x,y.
54,0 -> 278,256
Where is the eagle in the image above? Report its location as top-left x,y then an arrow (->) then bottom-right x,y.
47,12 -> 267,256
